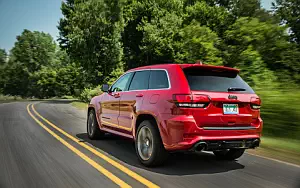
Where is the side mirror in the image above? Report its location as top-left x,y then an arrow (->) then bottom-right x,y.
102,84 -> 109,92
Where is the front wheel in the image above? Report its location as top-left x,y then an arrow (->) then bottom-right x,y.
213,149 -> 245,160
135,120 -> 168,167
87,110 -> 105,140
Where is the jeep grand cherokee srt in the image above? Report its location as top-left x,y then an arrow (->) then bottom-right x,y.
87,64 -> 262,166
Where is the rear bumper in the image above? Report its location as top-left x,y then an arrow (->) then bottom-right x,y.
160,115 -> 263,151
190,138 -> 260,152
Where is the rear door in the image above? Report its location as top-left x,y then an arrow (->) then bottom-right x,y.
118,70 -> 150,132
183,67 -> 261,129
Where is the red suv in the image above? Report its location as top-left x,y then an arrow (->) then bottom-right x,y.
87,64 -> 262,166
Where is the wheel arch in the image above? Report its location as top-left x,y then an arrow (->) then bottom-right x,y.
134,113 -> 162,140
87,104 -> 101,125
87,104 -> 96,115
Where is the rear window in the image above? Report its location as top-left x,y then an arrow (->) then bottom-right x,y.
129,70 -> 150,90
184,68 -> 254,94
149,70 -> 169,89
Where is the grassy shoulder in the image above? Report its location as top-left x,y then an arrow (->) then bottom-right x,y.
257,89 -> 300,139
0,95 -> 25,104
247,136 -> 300,166
71,101 -> 88,110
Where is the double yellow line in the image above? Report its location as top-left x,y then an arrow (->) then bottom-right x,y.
27,103 -> 159,188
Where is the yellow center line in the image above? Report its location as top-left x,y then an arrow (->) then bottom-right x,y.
31,103 -> 160,188
26,104 -> 131,188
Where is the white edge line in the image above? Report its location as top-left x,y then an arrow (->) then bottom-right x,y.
203,151 -> 300,168
246,152 -> 300,168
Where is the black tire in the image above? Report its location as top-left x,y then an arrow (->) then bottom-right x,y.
213,149 -> 245,160
135,120 -> 168,167
87,109 -> 105,140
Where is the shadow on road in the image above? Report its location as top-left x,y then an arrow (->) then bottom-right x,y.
76,133 -> 244,175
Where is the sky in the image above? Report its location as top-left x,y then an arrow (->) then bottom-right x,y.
0,0 -> 274,52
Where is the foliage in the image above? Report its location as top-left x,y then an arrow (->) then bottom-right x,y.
0,94 -> 22,102
0,49 -> 7,92
1,30 -> 56,97
58,0 -> 124,86
273,0 -> 300,45
175,21 -> 223,65
257,89 -> 300,140
1,30 -> 85,98
184,1 -> 233,36
0,49 -> 7,65
79,86 -> 103,103
122,0 -> 185,68
236,46 -> 277,89
227,0 -> 261,18
224,17 -> 300,84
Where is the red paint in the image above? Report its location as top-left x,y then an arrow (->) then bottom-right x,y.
89,64 -> 263,151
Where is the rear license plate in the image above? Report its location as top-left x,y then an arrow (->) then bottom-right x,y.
223,104 -> 239,114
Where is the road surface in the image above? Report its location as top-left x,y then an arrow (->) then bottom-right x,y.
0,101 -> 299,188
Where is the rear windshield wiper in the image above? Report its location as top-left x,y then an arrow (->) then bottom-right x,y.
228,87 -> 246,92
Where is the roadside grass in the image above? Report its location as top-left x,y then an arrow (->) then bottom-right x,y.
0,95 -> 24,103
71,101 -> 88,110
248,136 -> 300,166
261,136 -> 300,153
248,89 -> 300,165
49,95 -> 75,100
256,89 -> 300,140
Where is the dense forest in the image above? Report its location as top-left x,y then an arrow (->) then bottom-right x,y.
0,0 -> 300,138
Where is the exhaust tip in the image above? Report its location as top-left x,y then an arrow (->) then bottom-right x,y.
252,139 -> 260,148
194,142 -> 207,152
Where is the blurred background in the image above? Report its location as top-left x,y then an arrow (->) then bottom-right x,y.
0,0 -> 300,163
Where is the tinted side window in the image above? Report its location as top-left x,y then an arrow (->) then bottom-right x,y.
129,71 -> 150,90
149,70 -> 169,89
110,73 -> 133,92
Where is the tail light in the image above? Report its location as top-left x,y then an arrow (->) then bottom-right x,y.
250,97 -> 261,109
173,94 -> 210,108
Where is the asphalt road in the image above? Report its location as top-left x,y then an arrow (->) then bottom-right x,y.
0,101 -> 300,188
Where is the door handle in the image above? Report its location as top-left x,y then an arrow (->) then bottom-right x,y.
136,93 -> 143,97
114,93 -> 120,98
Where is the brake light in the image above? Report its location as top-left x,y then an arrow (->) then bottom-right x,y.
251,97 -> 261,109
173,94 -> 210,108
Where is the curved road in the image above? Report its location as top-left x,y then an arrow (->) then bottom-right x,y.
0,101 -> 299,188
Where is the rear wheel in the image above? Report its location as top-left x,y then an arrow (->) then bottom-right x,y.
213,149 -> 245,160
135,120 -> 168,166
87,109 -> 105,140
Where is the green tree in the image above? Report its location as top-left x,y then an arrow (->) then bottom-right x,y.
229,0 -> 261,18
58,0 -> 124,86
31,49 -> 85,98
57,0 -> 74,50
175,21 -> 223,65
236,46 -> 277,88
123,0 -> 184,68
11,30 -> 56,73
137,6 -> 183,65
184,1 -> 233,36
273,0 -> 300,45
0,49 -> 7,65
0,49 -> 8,92
56,0 -> 300,91
224,17 -> 300,84
3,30 -> 56,96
